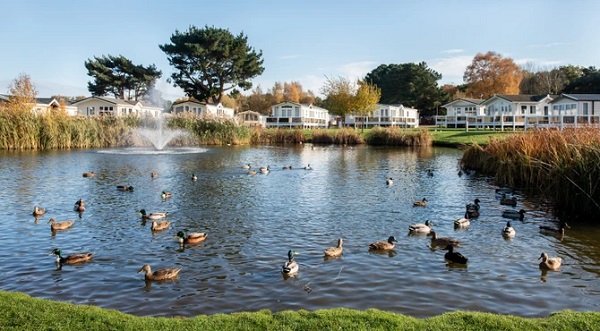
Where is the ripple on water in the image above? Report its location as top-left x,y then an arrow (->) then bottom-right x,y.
0,146 -> 599,317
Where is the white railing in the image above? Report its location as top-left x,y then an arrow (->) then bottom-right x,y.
436,114 -> 600,130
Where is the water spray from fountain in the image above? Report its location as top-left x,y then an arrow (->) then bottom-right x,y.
136,113 -> 186,151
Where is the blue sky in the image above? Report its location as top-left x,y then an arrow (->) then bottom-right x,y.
2,0 -> 598,100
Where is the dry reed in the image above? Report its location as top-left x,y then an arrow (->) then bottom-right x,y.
461,127 -> 600,220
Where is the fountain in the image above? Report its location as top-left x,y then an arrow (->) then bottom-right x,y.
97,113 -> 207,155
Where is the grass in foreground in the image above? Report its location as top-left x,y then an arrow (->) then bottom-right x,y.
1,291 -> 599,331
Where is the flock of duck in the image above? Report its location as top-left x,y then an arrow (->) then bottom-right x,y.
34,171 -> 209,281
36,167 -> 569,282
280,178 -> 569,277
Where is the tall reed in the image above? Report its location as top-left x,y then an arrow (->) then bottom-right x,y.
167,113 -> 252,145
311,128 -> 365,144
249,128 -> 305,144
461,127 -> 600,220
365,127 -> 432,146
0,111 -> 138,149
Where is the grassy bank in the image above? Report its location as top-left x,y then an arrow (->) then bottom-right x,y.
461,127 -> 600,220
1,291 -> 598,331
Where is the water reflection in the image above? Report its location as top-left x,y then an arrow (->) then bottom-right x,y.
0,145 -> 599,318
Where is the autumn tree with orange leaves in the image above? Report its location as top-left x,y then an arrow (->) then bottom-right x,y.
463,51 -> 522,99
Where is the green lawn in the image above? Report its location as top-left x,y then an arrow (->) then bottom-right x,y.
1,291 -> 598,331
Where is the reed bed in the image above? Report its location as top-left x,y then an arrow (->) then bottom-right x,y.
249,128 -> 305,144
461,127 -> 600,220
167,113 -> 252,145
0,111 -> 139,149
312,128 -> 365,145
365,127 -> 432,146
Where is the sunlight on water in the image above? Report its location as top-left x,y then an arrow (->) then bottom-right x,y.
97,147 -> 208,155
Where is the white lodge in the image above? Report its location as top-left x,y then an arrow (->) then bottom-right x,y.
267,102 -> 329,129
71,96 -> 163,118
437,94 -> 600,130
344,104 -> 419,128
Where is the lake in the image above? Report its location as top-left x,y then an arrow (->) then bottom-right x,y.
0,144 -> 598,317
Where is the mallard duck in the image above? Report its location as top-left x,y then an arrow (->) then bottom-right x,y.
151,172 -> 158,178
427,169 -> 434,177
74,199 -> 85,212
413,198 -> 427,207
502,209 -> 526,221
369,236 -> 397,250
138,209 -> 168,220
82,172 -> 95,178
408,220 -> 433,234
191,174 -> 198,181
138,264 -> 181,281
454,217 -> 470,229
161,191 -> 172,199
32,206 -> 46,217
282,165 -> 292,170
430,231 -> 460,247
386,178 -> 393,186
539,252 -> 562,271
444,244 -> 468,264
242,163 -> 251,169
539,220 -> 570,235
174,230 -> 208,245
465,198 -> 481,218
116,185 -> 134,192
150,220 -> 170,231
247,170 -> 257,175
51,248 -> 93,264
502,221 -> 516,238
282,249 -> 299,275
324,238 -> 343,257
260,166 -> 270,174
304,164 -> 312,170
500,194 -> 517,207
48,218 -> 74,231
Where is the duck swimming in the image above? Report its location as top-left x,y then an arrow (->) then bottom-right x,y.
539,220 -> 569,235
386,178 -> 393,186
51,248 -> 93,264
151,172 -> 158,178
150,220 -> 170,231
324,238 -> 343,257
32,206 -> 46,217
454,217 -> 470,229
242,164 -> 251,169
191,174 -> 198,181
538,252 -> 562,271
465,199 -> 481,218
502,221 -> 516,238
138,209 -> 168,220
500,194 -> 517,207
74,199 -> 85,212
161,191 -> 172,199
430,231 -> 460,247
413,198 -> 428,207
174,230 -> 208,245
138,264 -> 181,281
303,164 -> 312,170
82,172 -> 95,178
282,250 -> 299,275
48,218 -> 74,231
369,236 -> 397,251
260,166 -> 270,174
116,185 -> 134,192
282,165 -> 292,170
502,209 -> 526,221
408,220 -> 433,234
444,244 -> 468,264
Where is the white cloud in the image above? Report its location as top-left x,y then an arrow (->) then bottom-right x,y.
529,42 -> 573,48
441,49 -> 464,54
336,61 -> 378,80
428,55 -> 473,85
278,54 -> 301,60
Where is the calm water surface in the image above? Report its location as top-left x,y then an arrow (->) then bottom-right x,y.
0,145 -> 599,317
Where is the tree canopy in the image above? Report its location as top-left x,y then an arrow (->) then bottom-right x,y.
3,73 -> 37,114
519,64 -> 585,95
563,66 -> 600,94
320,76 -> 380,124
85,55 -> 162,101
463,51 -> 522,99
364,62 -> 447,115
160,25 -> 265,104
